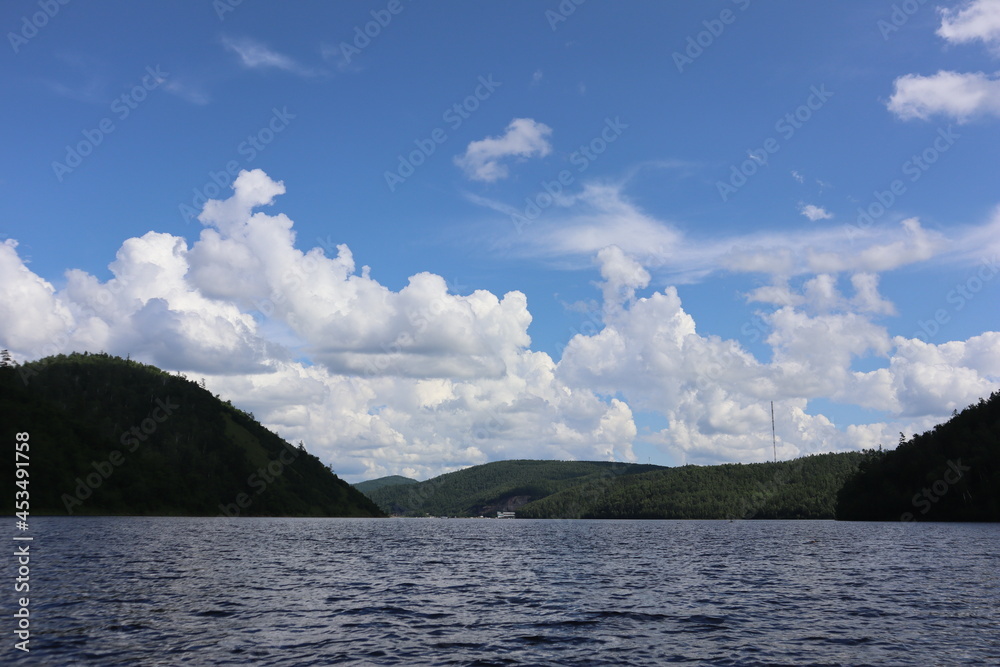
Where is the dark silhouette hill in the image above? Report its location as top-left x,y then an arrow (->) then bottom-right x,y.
1,352 -> 383,517
836,392 -> 999,521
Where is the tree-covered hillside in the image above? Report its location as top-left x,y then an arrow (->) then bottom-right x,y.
365,460 -> 664,516
1,352 -> 384,517
836,392 -> 1000,521
361,454 -> 864,519
518,452 -> 865,519
353,475 -> 418,494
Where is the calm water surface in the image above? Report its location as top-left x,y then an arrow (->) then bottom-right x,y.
6,517 -> 999,665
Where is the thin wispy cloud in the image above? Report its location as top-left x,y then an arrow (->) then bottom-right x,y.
222,36 -> 319,77
41,53 -> 109,104
479,179 -> 955,282
163,79 -> 210,105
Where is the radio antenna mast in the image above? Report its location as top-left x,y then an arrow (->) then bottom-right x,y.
771,401 -> 776,463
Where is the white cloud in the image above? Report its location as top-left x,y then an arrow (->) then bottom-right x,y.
800,203 -> 833,221
850,272 -> 897,316
495,180 -> 947,280
222,36 -> 316,76
0,170 -> 635,480
887,70 -> 1000,121
3,172 -> 998,480
938,0 -> 1000,53
0,240 -> 74,352
556,247 -> 999,464
455,118 -> 552,182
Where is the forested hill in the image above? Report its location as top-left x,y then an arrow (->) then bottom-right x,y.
364,460 -> 665,517
1,352 -> 384,517
353,475 -> 418,494
359,454 -> 865,519
836,392 -> 1000,521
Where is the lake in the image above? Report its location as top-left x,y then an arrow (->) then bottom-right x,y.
7,517 -> 999,665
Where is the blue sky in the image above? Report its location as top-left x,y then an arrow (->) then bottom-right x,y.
2,0 -> 999,481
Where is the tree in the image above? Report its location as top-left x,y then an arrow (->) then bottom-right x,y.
0,350 -> 12,368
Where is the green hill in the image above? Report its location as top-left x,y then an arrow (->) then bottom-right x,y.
518,452 -> 864,519
353,475 -> 418,494
836,392 -> 1000,521
359,454 -> 864,519
1,352 -> 384,517
364,459 -> 665,516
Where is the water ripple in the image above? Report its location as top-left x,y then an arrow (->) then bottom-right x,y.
7,517 -> 999,665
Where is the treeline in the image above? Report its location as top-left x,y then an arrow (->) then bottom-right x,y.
1,352 -> 383,517
361,454 -> 865,519
836,391 -> 1000,521
518,453 -> 864,519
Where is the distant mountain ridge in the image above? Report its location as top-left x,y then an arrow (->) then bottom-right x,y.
357,455 -> 866,519
353,475 -> 418,494
1,352 -> 384,517
363,460 -> 665,517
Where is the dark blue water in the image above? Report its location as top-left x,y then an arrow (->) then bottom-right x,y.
6,517 -> 999,665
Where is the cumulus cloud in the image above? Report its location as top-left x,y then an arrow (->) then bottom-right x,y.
0,170 -> 636,480
455,118 -> 552,182
886,2 -> 1000,122
0,240 -> 73,352
800,203 -> 833,221
556,246 -> 998,464
887,70 -> 1000,121
2,171 -> 997,479
938,0 -> 1000,53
